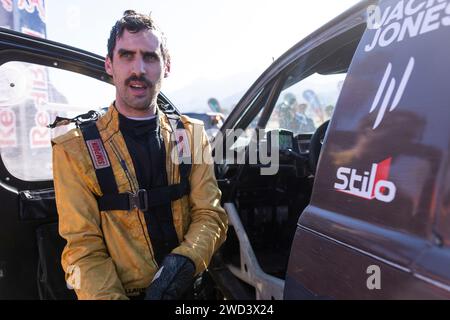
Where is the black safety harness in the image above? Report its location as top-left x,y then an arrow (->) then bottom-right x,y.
76,111 -> 191,212
50,108 -> 191,263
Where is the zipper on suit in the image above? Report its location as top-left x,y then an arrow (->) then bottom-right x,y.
108,137 -> 158,268
109,139 -> 137,193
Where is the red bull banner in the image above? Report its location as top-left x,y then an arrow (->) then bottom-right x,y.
0,0 -> 46,37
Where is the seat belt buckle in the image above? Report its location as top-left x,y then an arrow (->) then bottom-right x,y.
128,189 -> 148,211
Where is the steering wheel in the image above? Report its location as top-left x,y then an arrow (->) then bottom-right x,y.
308,120 -> 330,174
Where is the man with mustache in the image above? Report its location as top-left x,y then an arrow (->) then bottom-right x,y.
52,10 -> 228,300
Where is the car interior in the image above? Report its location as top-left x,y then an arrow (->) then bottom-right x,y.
213,24 -> 366,298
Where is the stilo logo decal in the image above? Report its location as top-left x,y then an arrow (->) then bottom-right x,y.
334,157 -> 396,203
369,57 -> 415,129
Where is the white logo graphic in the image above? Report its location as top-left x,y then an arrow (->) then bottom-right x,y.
369,57 -> 415,129
364,1 -> 450,52
334,157 -> 396,203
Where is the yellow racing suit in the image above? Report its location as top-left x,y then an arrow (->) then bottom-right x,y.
52,104 -> 228,300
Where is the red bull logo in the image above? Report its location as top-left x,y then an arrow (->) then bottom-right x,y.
17,0 -> 45,22
1,0 -> 13,12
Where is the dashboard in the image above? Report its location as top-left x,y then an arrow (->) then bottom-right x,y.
295,134 -> 312,156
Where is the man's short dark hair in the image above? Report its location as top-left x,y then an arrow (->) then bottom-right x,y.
107,10 -> 170,63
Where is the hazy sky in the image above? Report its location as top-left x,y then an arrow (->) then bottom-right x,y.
45,0 -> 360,110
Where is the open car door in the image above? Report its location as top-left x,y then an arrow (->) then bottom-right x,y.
0,28 -> 178,299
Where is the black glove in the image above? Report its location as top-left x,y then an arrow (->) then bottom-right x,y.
145,254 -> 195,300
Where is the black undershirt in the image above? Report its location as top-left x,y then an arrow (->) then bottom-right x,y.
118,113 -> 178,265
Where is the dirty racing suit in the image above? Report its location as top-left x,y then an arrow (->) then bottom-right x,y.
52,105 -> 228,300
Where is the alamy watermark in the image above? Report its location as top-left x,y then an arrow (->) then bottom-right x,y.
366,265 -> 381,290
66,264 -> 81,290
169,127 -> 283,176
367,5 -> 383,30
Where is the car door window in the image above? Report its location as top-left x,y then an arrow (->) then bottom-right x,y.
0,61 -> 114,181
266,72 -> 345,135
226,88 -> 266,154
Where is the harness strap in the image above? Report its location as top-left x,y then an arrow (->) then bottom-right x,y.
78,111 -> 192,212
166,114 -> 192,182
97,180 -> 190,211
79,121 -> 118,195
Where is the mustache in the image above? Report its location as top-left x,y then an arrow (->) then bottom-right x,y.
125,75 -> 152,87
